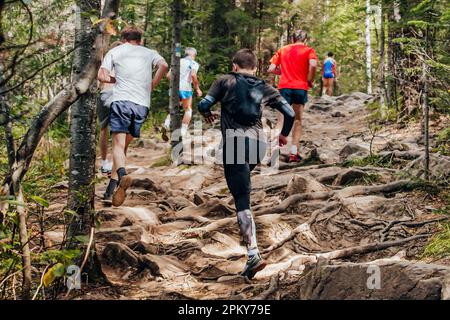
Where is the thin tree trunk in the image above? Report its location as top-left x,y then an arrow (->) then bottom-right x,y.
0,0 -> 4,46
256,0 -> 264,76
0,0 -> 120,299
0,65 -> 15,169
143,0 -> 151,46
378,1 -> 387,108
67,0 -> 99,239
169,0 -> 182,149
422,29 -> 430,181
365,0 -> 373,95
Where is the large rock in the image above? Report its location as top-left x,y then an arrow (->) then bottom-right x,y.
332,168 -> 367,186
141,254 -> 188,278
285,173 -> 328,196
309,104 -> 332,112
338,143 -> 369,161
96,226 -> 146,245
350,92 -> 373,101
406,154 -> 450,180
100,242 -> 161,276
101,242 -> 140,269
298,260 -> 450,300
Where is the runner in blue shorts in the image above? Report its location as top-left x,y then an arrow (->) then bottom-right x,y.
98,26 -> 168,206
166,47 -> 202,137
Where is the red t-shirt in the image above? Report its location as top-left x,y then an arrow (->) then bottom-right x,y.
270,43 -> 318,90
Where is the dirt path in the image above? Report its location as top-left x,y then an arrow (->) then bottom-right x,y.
85,92 -> 449,300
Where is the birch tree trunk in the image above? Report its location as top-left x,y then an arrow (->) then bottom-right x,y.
422,28 -> 430,181
67,0 -> 99,238
0,0 -> 120,298
365,0 -> 373,95
378,1 -> 387,108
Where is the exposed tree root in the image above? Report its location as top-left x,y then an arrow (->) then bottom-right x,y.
178,217 -> 235,239
253,274 -> 280,300
255,180 -> 415,216
285,234 -> 430,269
261,203 -> 341,254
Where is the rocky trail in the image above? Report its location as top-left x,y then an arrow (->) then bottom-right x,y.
51,92 -> 449,300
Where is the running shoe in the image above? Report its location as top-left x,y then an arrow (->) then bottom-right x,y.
289,153 -> 303,163
112,175 -> 133,207
241,253 -> 267,280
100,161 -> 113,175
161,126 -> 169,142
102,191 -> 113,206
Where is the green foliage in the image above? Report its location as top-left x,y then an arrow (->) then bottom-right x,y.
43,262 -> 65,287
39,249 -> 81,266
343,154 -> 394,168
422,223 -> 450,260
433,127 -> 450,156
22,141 -> 68,198
151,155 -> 172,168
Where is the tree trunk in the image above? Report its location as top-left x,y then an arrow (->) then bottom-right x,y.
0,0 -> 121,299
0,65 -> 15,169
143,0 -> 151,46
422,28 -> 430,181
365,0 -> 373,95
378,1 -> 388,108
169,0 -> 182,149
0,0 -> 4,45
67,0 -> 99,239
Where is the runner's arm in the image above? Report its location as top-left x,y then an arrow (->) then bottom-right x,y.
152,59 -> 169,90
268,50 -> 281,75
191,70 -> 202,97
268,64 -> 281,75
97,67 -> 116,84
197,77 -> 226,122
263,85 -> 295,137
333,60 -> 339,78
308,59 -> 318,87
98,51 -> 115,83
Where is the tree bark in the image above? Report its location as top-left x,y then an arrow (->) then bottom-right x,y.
0,0 -> 121,299
169,0 -> 182,149
0,65 -> 15,170
0,0 -> 5,45
422,29 -> 430,181
378,1 -> 388,107
365,0 -> 373,95
67,0 -> 99,240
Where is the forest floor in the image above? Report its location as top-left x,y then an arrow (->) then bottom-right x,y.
46,92 -> 450,300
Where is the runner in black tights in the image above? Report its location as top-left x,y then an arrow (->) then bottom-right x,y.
198,49 -> 295,280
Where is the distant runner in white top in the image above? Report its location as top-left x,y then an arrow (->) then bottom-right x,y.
166,47 -> 202,137
97,26 -> 168,207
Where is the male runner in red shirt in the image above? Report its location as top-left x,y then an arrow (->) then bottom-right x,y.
268,29 -> 318,162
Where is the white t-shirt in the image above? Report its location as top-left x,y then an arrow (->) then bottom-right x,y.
179,57 -> 199,92
101,43 -> 164,108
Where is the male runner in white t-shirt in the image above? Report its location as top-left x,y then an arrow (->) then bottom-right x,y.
97,26 -> 168,206
166,47 -> 202,136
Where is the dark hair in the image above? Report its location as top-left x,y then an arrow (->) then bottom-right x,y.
232,49 -> 257,70
327,52 -> 334,57
293,29 -> 308,43
121,26 -> 143,42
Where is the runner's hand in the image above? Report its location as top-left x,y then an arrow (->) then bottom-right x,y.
279,135 -> 288,146
196,88 -> 203,97
308,80 -> 314,89
202,111 -> 216,124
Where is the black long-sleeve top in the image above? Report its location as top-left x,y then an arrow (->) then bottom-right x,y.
198,72 -> 295,140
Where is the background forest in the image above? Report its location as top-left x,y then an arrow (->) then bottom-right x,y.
0,0 -> 449,300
